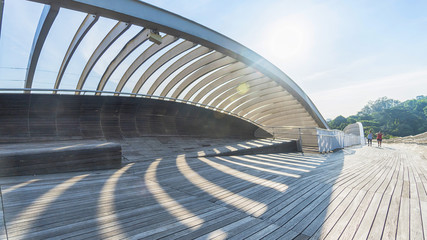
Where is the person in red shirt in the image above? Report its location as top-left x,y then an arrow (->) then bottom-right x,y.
376,131 -> 383,147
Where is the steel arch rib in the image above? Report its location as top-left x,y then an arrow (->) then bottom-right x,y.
237,96 -> 296,119
210,77 -> 271,107
246,102 -> 302,120
217,82 -> 278,110
256,110 -> 311,122
252,108 -> 308,122
0,0 -> 4,38
160,51 -> 225,97
257,112 -> 312,125
225,86 -> 285,113
193,68 -> 258,103
55,14 -> 98,93
95,28 -> 150,94
76,21 -> 130,93
233,92 -> 292,115
25,4 -> 59,91
214,79 -> 276,109
115,34 -> 177,94
170,57 -> 236,99
28,0 -> 328,128
244,98 -> 299,119
265,118 -> 317,127
183,62 -> 246,100
147,46 -> 212,95
131,40 -> 196,95
260,113 -> 313,126
201,74 -> 267,107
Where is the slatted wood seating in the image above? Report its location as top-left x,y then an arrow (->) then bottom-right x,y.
0,140 -> 121,177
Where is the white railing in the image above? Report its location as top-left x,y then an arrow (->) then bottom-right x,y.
263,122 -> 365,153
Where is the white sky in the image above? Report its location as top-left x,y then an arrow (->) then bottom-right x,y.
142,0 -> 427,120
1,0 -> 426,120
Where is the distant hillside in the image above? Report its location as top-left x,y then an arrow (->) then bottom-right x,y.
328,96 -> 427,138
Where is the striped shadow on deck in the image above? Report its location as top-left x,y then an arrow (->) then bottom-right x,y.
0,144 -> 426,239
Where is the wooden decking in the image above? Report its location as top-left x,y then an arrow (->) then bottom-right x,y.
0,142 -> 426,239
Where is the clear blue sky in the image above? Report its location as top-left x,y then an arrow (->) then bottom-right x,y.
143,0 -> 427,119
1,0 -> 426,120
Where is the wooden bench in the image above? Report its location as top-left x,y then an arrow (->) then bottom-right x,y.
0,140 -> 122,177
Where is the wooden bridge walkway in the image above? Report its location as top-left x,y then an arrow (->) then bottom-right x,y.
0,142 -> 426,239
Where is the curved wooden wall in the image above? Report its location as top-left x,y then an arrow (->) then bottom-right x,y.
0,94 -> 269,143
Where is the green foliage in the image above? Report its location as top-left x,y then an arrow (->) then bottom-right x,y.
328,95 -> 427,138
358,96 -> 401,115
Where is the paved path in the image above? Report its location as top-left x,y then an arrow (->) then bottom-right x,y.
0,143 -> 426,239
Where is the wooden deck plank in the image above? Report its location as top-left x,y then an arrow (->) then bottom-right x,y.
324,190 -> 367,239
338,158 -> 396,239
420,200 -> 427,239
367,162 -> 401,239
382,161 -> 404,240
0,143 -> 425,239
228,219 -> 276,240
308,188 -> 359,239
0,195 -> 7,240
301,156 -> 392,238
352,192 -> 384,240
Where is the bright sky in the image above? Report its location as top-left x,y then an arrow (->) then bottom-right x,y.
1,0 -> 426,120
142,0 -> 427,120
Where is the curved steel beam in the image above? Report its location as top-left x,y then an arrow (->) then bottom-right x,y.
193,68 -> 258,103
246,102 -> 302,120
183,62 -> 247,100
76,21 -> 131,93
242,97 -> 297,117
95,28 -> 150,94
170,57 -> 236,99
202,75 -> 267,107
264,117 -> 317,127
54,14 -> 99,93
244,98 -> 299,119
25,5 -> 59,91
115,34 -> 178,94
160,51 -> 225,97
234,92 -> 292,115
207,76 -> 270,108
260,112 -> 314,127
131,40 -> 196,95
28,0 -> 328,128
252,108 -> 307,122
215,80 -> 277,110
226,86 -> 285,112
239,98 -> 297,120
146,47 -> 213,96
0,0 -> 4,38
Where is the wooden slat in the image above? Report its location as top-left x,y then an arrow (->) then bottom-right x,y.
0,142 -> 425,239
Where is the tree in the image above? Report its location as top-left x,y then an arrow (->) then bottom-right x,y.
328,115 -> 347,130
358,97 -> 400,115
330,96 -> 427,138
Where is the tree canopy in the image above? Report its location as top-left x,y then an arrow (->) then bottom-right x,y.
328,96 -> 427,138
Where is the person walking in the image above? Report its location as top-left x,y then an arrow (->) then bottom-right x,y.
367,130 -> 373,146
376,131 -> 383,147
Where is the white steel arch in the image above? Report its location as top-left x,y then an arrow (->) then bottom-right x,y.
1,0 -> 329,130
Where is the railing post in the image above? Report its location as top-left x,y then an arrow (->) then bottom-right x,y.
297,128 -> 302,152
